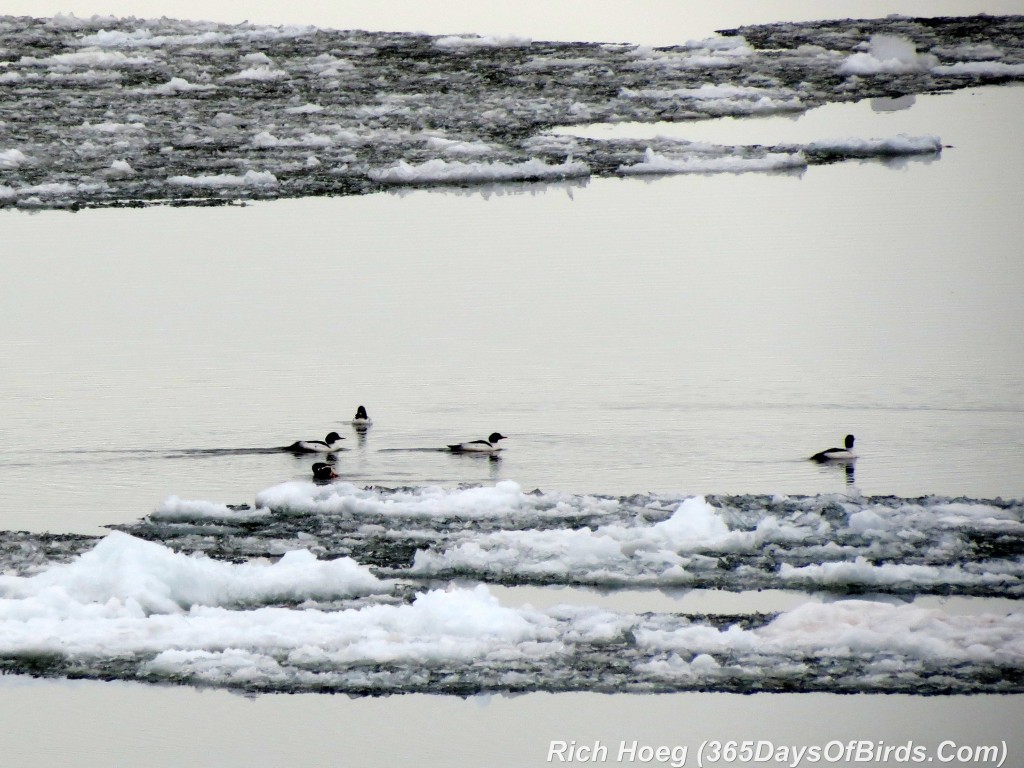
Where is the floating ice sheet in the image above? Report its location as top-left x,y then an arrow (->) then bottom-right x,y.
96,481 -> 1024,598
0,532 -> 1021,695
1,14 -> 1022,208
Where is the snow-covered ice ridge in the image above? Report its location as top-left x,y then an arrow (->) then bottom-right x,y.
1,14 -> 1023,209
1,532 -> 1022,695
103,481 -> 1024,598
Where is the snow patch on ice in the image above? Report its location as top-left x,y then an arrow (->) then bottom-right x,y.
434,34 -> 532,49
639,600 -> 1024,667
284,103 -> 325,114
424,136 -> 497,156
619,148 -> 806,175
139,76 -> 218,95
0,149 -> 30,169
411,497 -> 746,584
931,61 -> 1024,77
166,170 -> 279,188
0,531 -> 386,615
627,37 -> 753,71
840,35 -> 939,75
153,496 -> 271,523
19,48 -> 153,68
224,65 -> 288,82
621,83 -> 805,116
255,479 -> 543,519
779,558 -> 1017,591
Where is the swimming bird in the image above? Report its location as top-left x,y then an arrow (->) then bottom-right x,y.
312,462 -> 338,481
287,432 -> 345,453
447,432 -> 507,453
351,405 -> 372,426
810,434 -> 856,462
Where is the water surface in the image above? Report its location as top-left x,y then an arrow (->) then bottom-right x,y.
2,88 -> 1022,536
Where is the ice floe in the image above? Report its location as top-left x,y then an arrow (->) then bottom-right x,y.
1,14 -> 1022,208
89,481 -> 1024,598
0,533 -> 1020,694
0,483 -> 1021,694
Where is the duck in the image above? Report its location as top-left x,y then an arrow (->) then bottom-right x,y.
447,432 -> 507,453
287,431 -> 345,453
312,462 -> 338,481
351,405 -> 372,426
810,434 -> 856,462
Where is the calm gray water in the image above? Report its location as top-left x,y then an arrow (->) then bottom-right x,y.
2,87 -> 1022,536
1,4 -> 1022,765
0,680 -> 1020,768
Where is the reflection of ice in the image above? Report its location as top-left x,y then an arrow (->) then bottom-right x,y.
368,157 -> 589,184
871,94 -> 916,112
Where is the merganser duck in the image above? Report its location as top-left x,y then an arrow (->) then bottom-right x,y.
810,434 -> 856,462
351,405 -> 372,426
447,432 -> 507,453
312,462 -> 338,481
287,432 -> 345,453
